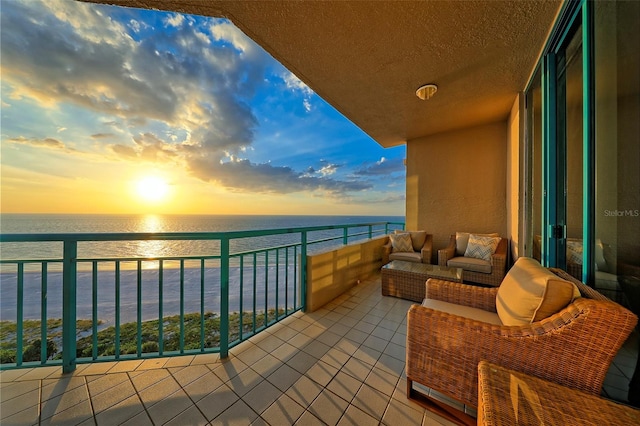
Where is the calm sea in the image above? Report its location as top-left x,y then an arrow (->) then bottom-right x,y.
0,213 -> 403,260
0,214 -> 403,323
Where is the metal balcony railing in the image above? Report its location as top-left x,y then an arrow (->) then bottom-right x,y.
0,221 -> 404,372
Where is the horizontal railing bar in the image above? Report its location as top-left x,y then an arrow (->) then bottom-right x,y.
0,221 -> 404,243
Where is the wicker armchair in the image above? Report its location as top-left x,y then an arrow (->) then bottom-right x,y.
438,234 -> 508,286
382,230 -> 433,264
406,268 -> 638,424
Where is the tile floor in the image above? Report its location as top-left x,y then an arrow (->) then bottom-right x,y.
1,273 -> 637,425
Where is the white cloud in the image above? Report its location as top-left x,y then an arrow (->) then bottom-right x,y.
1,0 -> 373,198
164,13 -> 185,28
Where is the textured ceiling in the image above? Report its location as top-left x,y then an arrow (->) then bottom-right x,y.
83,0 -> 562,147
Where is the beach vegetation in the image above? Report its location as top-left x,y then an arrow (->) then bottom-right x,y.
0,308 -> 288,364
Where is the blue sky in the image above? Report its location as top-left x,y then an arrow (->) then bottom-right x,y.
0,0 -> 406,216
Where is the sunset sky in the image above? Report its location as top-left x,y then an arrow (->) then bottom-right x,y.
0,0 -> 406,216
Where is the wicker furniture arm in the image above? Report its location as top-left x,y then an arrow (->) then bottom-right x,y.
406,272 -> 638,413
426,278 -> 498,312
437,235 -> 456,266
420,233 -> 433,263
382,237 -> 392,264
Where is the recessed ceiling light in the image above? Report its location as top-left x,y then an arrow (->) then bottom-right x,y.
416,84 -> 438,100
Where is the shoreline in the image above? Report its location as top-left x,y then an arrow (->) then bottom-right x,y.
0,264 -> 300,326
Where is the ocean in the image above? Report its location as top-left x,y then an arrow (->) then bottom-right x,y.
0,214 -> 403,325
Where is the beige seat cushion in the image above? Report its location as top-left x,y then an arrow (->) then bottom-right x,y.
496,257 -> 579,326
422,298 -> 502,325
390,252 -> 422,263
448,256 -> 492,274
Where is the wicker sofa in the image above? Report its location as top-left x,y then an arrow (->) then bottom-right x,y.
406,258 -> 638,424
438,233 -> 508,286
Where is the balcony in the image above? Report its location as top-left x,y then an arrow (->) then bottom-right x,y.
1,270 -> 637,425
0,272 -> 459,425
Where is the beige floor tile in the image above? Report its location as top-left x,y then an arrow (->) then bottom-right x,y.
353,345 -> 381,366
119,409 -> 154,426
196,383 -> 239,420
381,397 -> 425,426
162,355 -> 195,368
241,378 -> 281,414
338,404 -> 379,426
286,350 -> 318,374
212,356 -> 249,382
253,333 -> 285,353
305,359 -> 339,387
235,343 -> 269,366
288,332 -> 314,349
0,369 -> 30,382
164,403 -> 208,426
227,367 -> 263,397
334,338 -> 360,356
0,380 -> 39,401
315,329 -> 343,347
40,386 -> 93,425
84,372 -> 129,397
129,368 -> 171,392
94,394 -> 145,426
138,374 -> 181,407
136,357 -> 168,370
285,375 -> 323,408
344,328 -> 368,344
1,387 -> 40,420
308,388 -> 349,426
210,399 -> 258,426
182,369 -> 225,402
267,363 -> 302,392
146,389 -> 194,425
189,352 -> 220,366
16,366 -> 60,381
342,356 -> 373,380
0,403 -> 40,426
326,371 -> 362,403
170,364 -> 213,387
375,353 -> 405,376
362,334 -> 389,352
320,347 -> 351,370
105,359 -> 144,373
351,383 -> 390,419
90,378 -> 137,413
364,367 -> 399,397
250,353 -> 283,378
301,339 -> 331,359
295,410 -> 325,426
260,394 -> 305,426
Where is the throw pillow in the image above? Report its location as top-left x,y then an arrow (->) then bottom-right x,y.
496,257 -> 578,326
396,229 -> 427,252
389,233 -> 413,253
566,240 -> 583,265
455,232 -> 499,256
464,234 -> 500,261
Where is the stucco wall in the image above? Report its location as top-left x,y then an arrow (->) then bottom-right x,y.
305,235 -> 387,312
405,121 -> 508,259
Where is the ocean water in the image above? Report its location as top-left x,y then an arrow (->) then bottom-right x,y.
0,213 -> 403,260
0,214 -> 403,324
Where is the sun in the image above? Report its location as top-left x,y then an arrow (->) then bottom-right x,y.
135,176 -> 169,203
